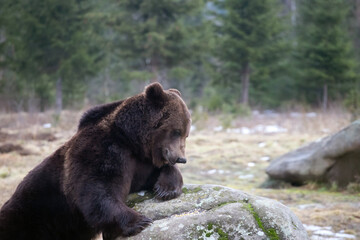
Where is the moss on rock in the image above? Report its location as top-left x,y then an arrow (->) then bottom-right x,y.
182,186 -> 202,194
213,186 -> 222,191
198,223 -> 229,240
244,202 -> 279,240
126,191 -> 155,208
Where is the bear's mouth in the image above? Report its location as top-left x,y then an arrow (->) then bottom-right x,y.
165,157 -> 187,165
175,158 -> 187,164
164,159 -> 176,165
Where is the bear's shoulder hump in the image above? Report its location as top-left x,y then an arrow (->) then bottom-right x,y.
78,100 -> 123,130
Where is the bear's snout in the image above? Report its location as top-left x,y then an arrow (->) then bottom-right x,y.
176,158 -> 187,164
162,148 -> 186,165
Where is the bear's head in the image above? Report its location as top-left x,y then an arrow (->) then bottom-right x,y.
145,82 -> 191,168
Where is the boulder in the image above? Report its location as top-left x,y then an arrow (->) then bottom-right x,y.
117,184 -> 308,240
266,120 -> 360,187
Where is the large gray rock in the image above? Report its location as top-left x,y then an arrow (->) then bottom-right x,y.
266,120 -> 360,186
117,184 -> 308,240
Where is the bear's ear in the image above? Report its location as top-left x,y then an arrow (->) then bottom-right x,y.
145,82 -> 167,106
169,88 -> 181,97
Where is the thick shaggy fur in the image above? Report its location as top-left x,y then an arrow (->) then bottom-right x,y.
0,83 -> 191,240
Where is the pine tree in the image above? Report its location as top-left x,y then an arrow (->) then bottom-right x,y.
112,0 -> 204,87
4,0 -> 99,112
215,0 -> 289,106
296,0 -> 357,110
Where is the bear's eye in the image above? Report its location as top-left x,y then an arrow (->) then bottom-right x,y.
172,129 -> 182,137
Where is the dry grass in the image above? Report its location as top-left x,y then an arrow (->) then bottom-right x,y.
193,106 -> 350,135
0,109 -> 359,239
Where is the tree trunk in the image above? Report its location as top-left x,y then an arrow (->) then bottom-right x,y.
290,0 -> 296,26
282,0 -> 296,25
151,65 -> 159,83
322,83 -> 328,112
241,62 -> 250,106
56,76 -> 63,115
40,97 -> 45,112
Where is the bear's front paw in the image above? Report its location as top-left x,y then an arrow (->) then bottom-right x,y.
154,182 -> 182,201
102,214 -> 152,240
121,215 -> 153,237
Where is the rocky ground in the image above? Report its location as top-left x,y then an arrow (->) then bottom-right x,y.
0,109 -> 359,240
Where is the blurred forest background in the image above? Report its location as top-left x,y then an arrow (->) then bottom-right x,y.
1,0 -> 360,116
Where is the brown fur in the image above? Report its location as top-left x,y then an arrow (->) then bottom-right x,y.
0,83 -> 191,240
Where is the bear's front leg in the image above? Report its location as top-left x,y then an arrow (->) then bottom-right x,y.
66,150 -> 153,239
154,165 -> 183,200
72,182 -> 153,240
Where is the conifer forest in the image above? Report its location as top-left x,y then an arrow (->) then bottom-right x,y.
1,0 -> 360,115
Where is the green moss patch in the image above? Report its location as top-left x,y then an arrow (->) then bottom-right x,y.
0,167 -> 10,179
198,223 -> 229,240
244,203 -> 279,240
182,186 -> 202,194
215,227 -> 229,240
213,186 -> 222,191
126,192 -> 155,208
216,200 -> 238,208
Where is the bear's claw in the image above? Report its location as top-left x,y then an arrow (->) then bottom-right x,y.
154,184 -> 182,200
122,215 -> 153,237
102,215 -> 152,239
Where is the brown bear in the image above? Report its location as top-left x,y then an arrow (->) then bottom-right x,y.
0,82 -> 191,240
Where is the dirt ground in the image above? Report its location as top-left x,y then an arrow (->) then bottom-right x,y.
0,109 -> 359,240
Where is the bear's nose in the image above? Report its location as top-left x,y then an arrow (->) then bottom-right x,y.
176,158 -> 187,164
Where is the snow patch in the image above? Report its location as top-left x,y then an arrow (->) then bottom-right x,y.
304,224 -> 356,240
213,126 -> 223,132
43,123 -> 52,128
247,162 -> 255,167
238,174 -> 254,179
260,156 -> 270,161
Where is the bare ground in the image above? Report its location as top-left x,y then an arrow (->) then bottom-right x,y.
0,109 -> 359,240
